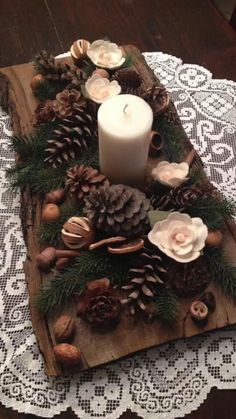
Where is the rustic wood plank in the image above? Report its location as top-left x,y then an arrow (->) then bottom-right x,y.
1,46 -> 236,377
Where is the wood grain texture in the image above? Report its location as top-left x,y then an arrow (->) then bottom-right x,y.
1,46 -> 236,378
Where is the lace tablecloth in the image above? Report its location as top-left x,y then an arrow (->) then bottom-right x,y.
0,52 -> 236,419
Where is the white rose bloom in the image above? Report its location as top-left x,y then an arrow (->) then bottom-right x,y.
87,40 -> 125,69
85,74 -> 121,104
148,212 -> 208,263
151,161 -> 189,188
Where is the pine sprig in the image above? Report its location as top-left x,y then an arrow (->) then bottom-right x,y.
185,196 -> 236,230
36,251 -> 132,314
39,202 -> 84,245
121,53 -> 135,68
205,247 -> 236,298
154,288 -> 180,323
33,79 -> 67,102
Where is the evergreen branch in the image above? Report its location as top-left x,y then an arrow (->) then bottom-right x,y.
6,161 -> 41,191
30,166 -> 66,193
39,203 -> 84,245
205,247 -> 236,298
185,196 -> 236,230
121,53 -> 135,68
154,288 -> 180,323
71,142 -> 100,169
36,251 -> 132,314
189,165 -> 208,185
33,79 -> 66,102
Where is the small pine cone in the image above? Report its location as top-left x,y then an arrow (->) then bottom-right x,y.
52,89 -> 86,119
84,184 -> 151,237
142,85 -> 169,116
60,64 -> 85,90
122,247 -> 166,313
34,100 -> 56,124
66,165 -> 109,200
167,256 -> 211,297
44,111 -> 96,167
151,183 -> 216,210
33,50 -> 58,75
112,69 -> 142,95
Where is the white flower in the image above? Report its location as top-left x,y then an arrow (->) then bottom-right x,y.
151,161 -> 189,188
87,40 -> 125,69
85,74 -> 121,104
148,212 -> 208,263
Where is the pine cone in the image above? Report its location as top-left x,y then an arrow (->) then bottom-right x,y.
84,184 -> 151,237
44,112 -> 96,167
112,69 -> 142,95
66,165 -> 109,200
142,85 -> 169,116
151,183 -> 216,210
52,89 -> 86,119
167,256 -> 211,297
34,100 -> 56,124
33,52 -> 84,89
122,247 -> 166,313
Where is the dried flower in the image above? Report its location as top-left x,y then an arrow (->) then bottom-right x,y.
85,74 -> 121,104
87,40 -> 125,69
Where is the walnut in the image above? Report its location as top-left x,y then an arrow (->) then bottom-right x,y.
53,343 -> 81,365
53,314 -> 75,342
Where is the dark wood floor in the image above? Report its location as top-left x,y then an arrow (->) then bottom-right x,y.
1,1 -> 236,418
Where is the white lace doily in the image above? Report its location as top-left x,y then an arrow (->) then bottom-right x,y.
0,52 -> 236,419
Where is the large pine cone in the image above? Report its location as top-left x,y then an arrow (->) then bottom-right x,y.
66,165 -> 109,200
151,183 -> 216,210
84,184 -> 151,237
142,85 -> 169,116
44,112 -> 96,167
167,256 -> 211,297
33,50 -> 58,75
112,69 -> 142,95
122,247 -> 166,313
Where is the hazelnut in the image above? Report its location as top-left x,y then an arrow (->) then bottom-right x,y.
30,73 -> 45,90
53,314 -> 75,341
42,203 -> 60,222
45,189 -> 65,204
190,300 -> 208,321
53,343 -> 81,365
206,230 -> 223,247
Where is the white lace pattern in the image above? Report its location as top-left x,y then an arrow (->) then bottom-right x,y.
0,52 -> 236,418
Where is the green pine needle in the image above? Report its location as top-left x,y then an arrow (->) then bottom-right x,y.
185,196 -> 236,230
205,247 -> 236,298
155,288 -> 180,323
33,79 -> 67,102
36,251 -> 131,314
121,53 -> 135,68
39,202 -> 84,245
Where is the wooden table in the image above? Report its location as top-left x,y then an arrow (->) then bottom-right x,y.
1,1 -> 236,418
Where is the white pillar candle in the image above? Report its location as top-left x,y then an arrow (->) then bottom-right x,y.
98,94 -> 153,184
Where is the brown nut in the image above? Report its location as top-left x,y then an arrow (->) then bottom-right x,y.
42,203 -> 60,222
190,300 -> 208,321
200,291 -> 216,313
45,189 -> 65,204
53,315 -> 75,342
36,247 -> 57,270
53,343 -> 81,365
92,68 -> 110,78
108,238 -> 144,254
206,230 -> 223,247
31,73 -> 45,90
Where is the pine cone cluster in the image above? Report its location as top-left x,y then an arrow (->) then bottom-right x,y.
122,247 -> 166,313
167,256 -> 211,297
33,51 -> 84,90
66,165 -> 109,200
142,85 -> 169,116
84,184 -> 151,237
151,183 -> 217,210
44,112 -> 96,167
112,69 -> 143,95
52,89 -> 86,119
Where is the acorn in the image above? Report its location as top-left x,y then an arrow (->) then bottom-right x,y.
45,189 -> 65,204
42,203 -> 61,222
206,230 -> 223,247
30,74 -> 45,91
92,68 -> 110,79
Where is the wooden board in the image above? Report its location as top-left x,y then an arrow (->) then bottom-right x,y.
1,45 -> 236,377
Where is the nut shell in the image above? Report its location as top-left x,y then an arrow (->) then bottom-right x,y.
206,230 -> 223,247
190,300 -> 208,321
31,73 -> 45,90
53,315 -> 75,341
53,343 -> 81,365
42,203 -> 61,221
45,189 -> 65,204
61,216 -> 95,249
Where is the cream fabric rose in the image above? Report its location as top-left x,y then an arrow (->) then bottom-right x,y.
85,74 -> 121,104
151,161 -> 189,188
148,212 -> 208,263
87,40 -> 125,69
